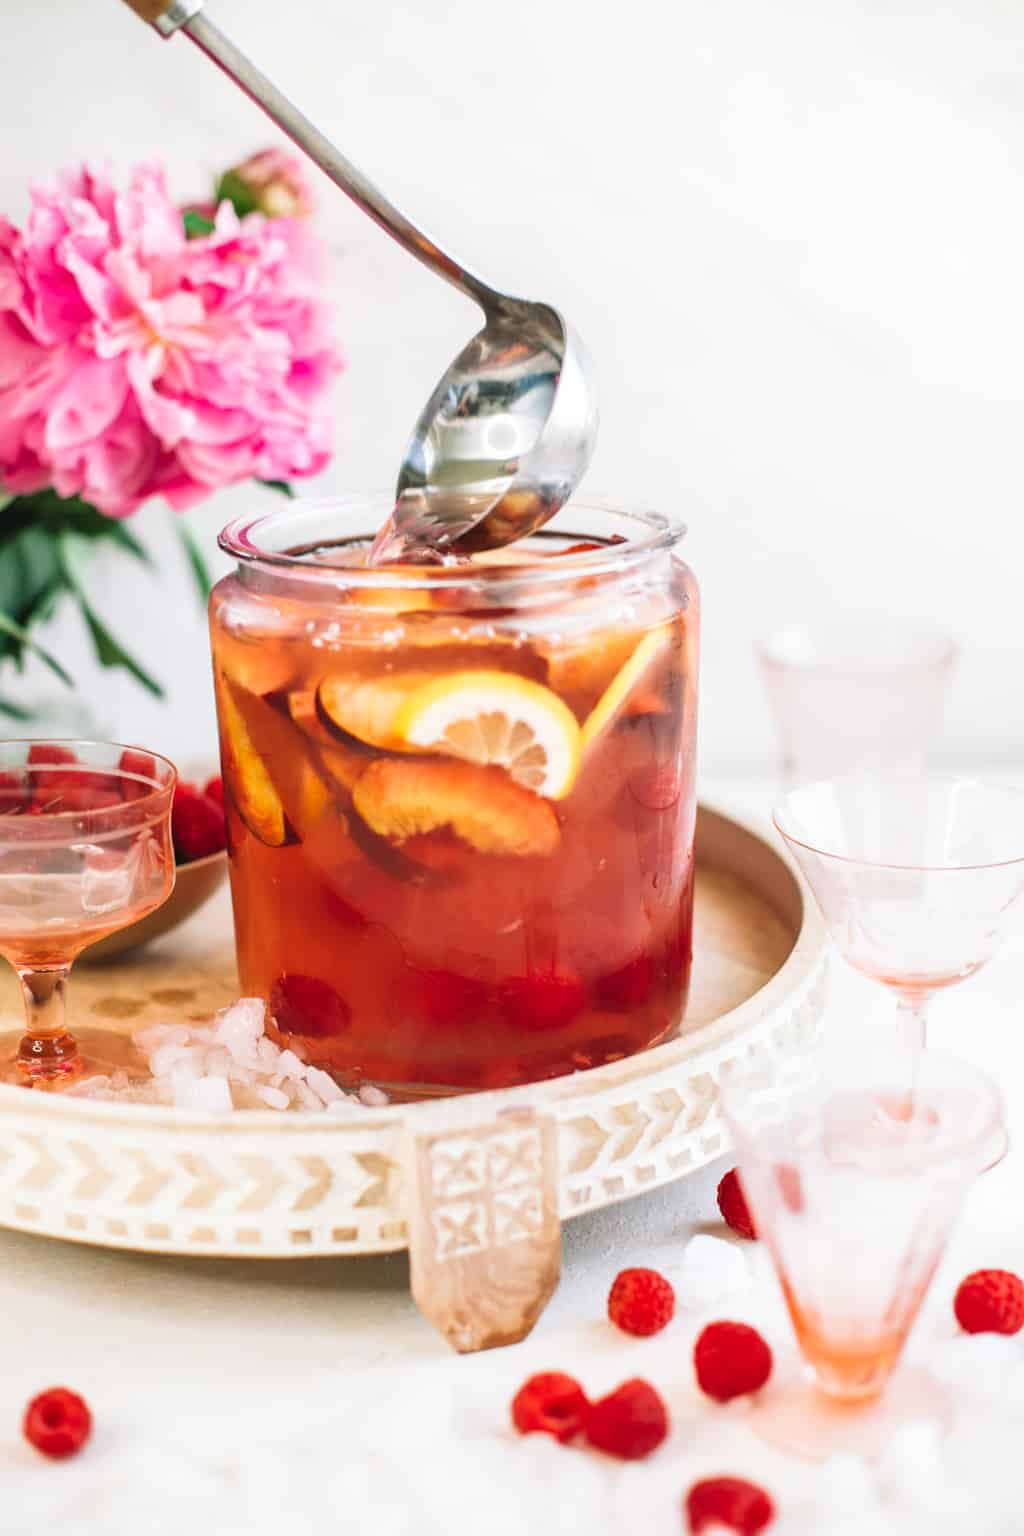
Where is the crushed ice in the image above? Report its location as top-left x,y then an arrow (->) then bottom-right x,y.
66,997 -> 387,1114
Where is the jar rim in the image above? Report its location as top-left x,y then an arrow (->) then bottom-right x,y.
218,494 -> 687,591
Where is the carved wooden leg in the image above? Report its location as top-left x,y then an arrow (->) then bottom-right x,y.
404,1106 -> 561,1353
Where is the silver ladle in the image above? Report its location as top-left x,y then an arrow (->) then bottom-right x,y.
120,0 -> 599,558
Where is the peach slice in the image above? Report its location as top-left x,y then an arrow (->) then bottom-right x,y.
222,680 -> 343,845
541,628 -> 648,702
215,676 -> 290,848
352,758 -> 560,857
288,690 -> 371,793
580,627 -> 676,754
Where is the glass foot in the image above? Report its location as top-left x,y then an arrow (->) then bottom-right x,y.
748,1363 -> 952,1461
979,1125 -> 1010,1173
0,1027 -> 147,1092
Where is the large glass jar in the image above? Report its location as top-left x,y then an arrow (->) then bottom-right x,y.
210,497 -> 699,1096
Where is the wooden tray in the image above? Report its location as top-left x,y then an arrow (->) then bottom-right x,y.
0,803 -> 828,1351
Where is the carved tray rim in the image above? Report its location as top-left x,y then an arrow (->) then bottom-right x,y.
0,801 -> 829,1259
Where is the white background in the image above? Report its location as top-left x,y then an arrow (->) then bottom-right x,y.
1,0 -> 1022,774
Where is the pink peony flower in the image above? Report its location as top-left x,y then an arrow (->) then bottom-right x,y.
224,148 -> 316,219
0,163 -> 340,516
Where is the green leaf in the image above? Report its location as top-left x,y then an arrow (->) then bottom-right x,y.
258,479 -> 296,498
215,169 -> 261,220
56,530 -> 164,699
183,209 -> 216,239
0,611 -> 73,685
77,601 -> 164,698
178,520 -> 213,604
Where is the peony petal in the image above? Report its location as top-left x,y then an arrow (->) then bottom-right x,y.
44,355 -> 130,452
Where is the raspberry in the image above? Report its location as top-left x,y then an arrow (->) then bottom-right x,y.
511,1372 -> 588,1442
501,969 -> 587,1032
685,1477 -> 776,1534
607,1267 -> 676,1337
270,973 -> 351,1039
171,782 -> 227,862
954,1269 -> 1024,1335
27,744 -> 78,768
203,775 -> 224,807
409,967 -> 490,1029
596,953 -> 656,1010
584,1378 -> 668,1460
628,763 -> 682,811
717,1168 -> 757,1241
23,1387 -> 92,1460
0,770 -> 27,814
119,748 -> 157,802
694,1322 -> 773,1401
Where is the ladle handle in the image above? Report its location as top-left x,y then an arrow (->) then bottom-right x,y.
118,0 -> 503,315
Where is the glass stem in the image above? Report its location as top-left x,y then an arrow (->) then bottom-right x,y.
896,991 -> 929,1053
15,966 -> 78,1077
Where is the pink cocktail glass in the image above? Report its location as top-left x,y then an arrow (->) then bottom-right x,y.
720,1042 -> 1001,1459
0,741 -> 176,1089
774,776 -> 1024,1051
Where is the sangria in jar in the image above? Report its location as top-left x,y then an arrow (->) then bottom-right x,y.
209,498 -> 698,1095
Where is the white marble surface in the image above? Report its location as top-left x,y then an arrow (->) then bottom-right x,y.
3,0 -> 1024,773
2,779 -> 1024,1533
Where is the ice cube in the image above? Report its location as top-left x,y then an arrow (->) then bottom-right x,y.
678,1233 -> 751,1309
257,1036 -> 281,1072
150,1043 -> 202,1078
359,1084 -> 390,1107
306,1067 -> 344,1105
173,1074 -> 233,1113
134,1023 -> 191,1054
273,1050 -> 307,1083
213,998 -> 266,1068
256,1085 -> 290,1111
293,1079 -> 324,1111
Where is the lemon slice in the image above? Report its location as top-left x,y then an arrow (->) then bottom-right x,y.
395,670 -> 580,799
580,628 -> 673,754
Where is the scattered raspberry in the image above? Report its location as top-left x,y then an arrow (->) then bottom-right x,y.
954,1269 -> 1024,1335
501,969 -> 587,1031
584,1378 -> 669,1460
511,1372 -> 589,1442
203,774 -> 224,807
686,1477 -> 776,1534
23,1388 -> 92,1460
119,748 -> 157,802
607,1267 -> 676,1337
694,1322 -> 773,1402
597,953 -> 656,1010
717,1168 -> 757,1241
171,782 -> 227,862
270,973 -> 351,1039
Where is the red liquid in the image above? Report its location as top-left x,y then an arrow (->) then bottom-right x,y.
211,544 -> 698,1094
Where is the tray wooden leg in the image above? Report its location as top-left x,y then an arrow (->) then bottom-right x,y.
404,1106 -> 561,1353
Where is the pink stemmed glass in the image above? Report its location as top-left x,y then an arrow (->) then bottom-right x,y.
0,741 -> 176,1089
757,621 -> 956,784
720,1041 -> 1001,1460
773,776 -> 1024,1052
